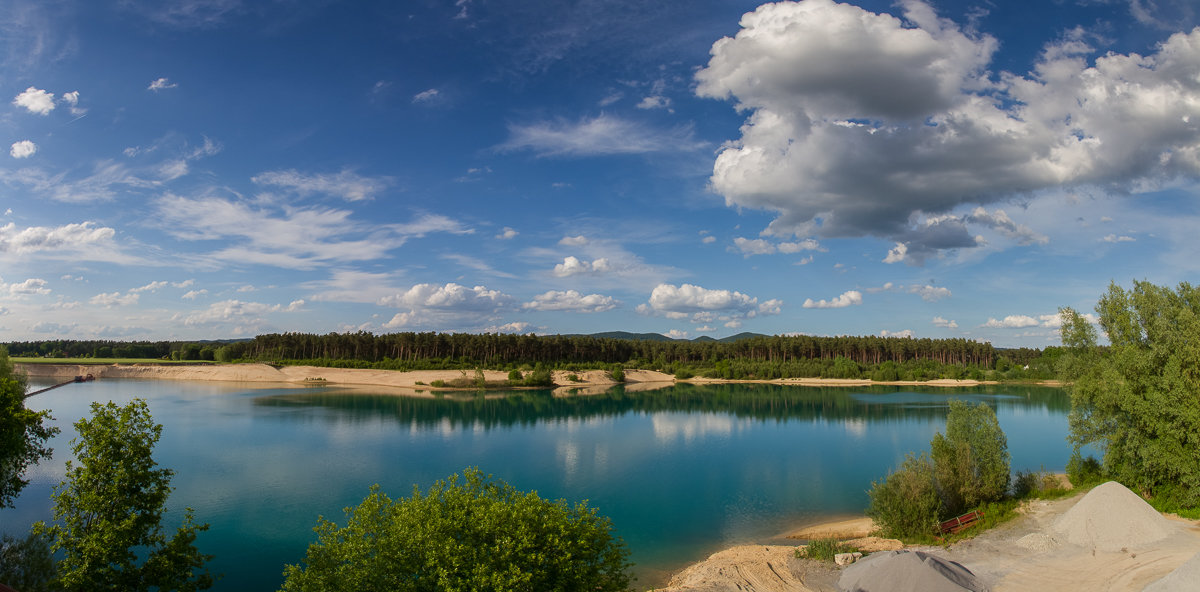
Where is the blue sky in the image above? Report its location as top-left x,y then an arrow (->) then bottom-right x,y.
1,0 -> 1198,346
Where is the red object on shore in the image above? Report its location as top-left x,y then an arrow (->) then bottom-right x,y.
939,509 -> 985,534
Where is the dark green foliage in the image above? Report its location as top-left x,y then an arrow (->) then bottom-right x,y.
507,369 -> 523,381
866,453 -> 941,539
0,347 -> 58,508
279,468 -> 632,592
930,401 -> 1011,517
1065,453 -> 1105,489
0,531 -> 56,592
1059,281 -> 1200,505
36,399 -> 214,591
522,364 -> 554,387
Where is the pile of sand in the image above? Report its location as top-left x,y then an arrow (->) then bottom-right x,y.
657,545 -> 826,592
1051,481 -> 1172,552
1144,551 -> 1200,592
837,550 -> 989,592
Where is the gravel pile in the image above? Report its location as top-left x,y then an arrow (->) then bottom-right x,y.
1143,550 -> 1200,592
1051,481 -> 1172,552
1015,532 -> 1059,552
838,550 -> 989,592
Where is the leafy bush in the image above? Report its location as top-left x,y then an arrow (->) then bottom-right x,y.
866,452 -> 941,539
674,367 -> 694,380
522,365 -> 554,387
507,369 -> 523,381
430,380 -> 446,388
279,468 -> 632,592
930,400 -> 1010,517
609,366 -> 625,382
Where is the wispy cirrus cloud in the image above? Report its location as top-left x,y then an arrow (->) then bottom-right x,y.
251,168 -> 393,202
154,194 -> 471,270
148,77 -> 178,91
498,114 -> 703,157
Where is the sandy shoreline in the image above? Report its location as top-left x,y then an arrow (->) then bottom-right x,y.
16,362 -> 1044,394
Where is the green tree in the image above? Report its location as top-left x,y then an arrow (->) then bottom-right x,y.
930,400 -> 1010,516
36,399 -> 214,591
1059,281 -> 1200,505
280,468 -> 632,592
0,346 -> 58,508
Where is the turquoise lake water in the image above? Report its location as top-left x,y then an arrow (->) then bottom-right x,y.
4,379 -> 1073,590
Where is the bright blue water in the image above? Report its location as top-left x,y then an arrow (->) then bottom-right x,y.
4,380 -> 1073,590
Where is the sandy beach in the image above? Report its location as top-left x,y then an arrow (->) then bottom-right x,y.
16,362 -> 1020,395
16,362 -> 680,396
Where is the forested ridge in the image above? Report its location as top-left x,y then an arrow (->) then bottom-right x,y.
5,331 -> 1062,381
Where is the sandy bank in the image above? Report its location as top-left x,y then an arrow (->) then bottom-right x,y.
658,484 -> 1200,592
16,362 -> 678,393
17,362 -> 1030,393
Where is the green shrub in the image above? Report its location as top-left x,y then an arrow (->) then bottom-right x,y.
795,538 -> 860,562
567,374 -> 580,382
280,469 -> 632,592
866,452 -> 941,539
430,380 -> 446,388
522,365 -> 554,387
609,366 -> 625,382
674,368 -> 694,380
507,369 -> 523,381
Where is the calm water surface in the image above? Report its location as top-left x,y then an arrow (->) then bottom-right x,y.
4,379 -> 1073,590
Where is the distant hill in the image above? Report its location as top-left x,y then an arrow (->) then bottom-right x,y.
716,332 -> 769,343
577,331 -> 677,342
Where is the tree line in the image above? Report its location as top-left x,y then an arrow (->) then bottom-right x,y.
5,332 -> 1068,381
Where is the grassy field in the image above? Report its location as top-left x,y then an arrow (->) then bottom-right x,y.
12,357 -> 216,365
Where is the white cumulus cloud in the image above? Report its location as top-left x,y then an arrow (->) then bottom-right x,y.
523,290 -> 618,313
695,0 -> 1200,258
13,87 -> 55,115
981,315 -> 1041,328
10,141 -> 36,159
639,283 -> 781,325
802,290 -> 863,309
932,316 -> 959,329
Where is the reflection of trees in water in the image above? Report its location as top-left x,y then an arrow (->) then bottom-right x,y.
252,383 -> 1069,430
